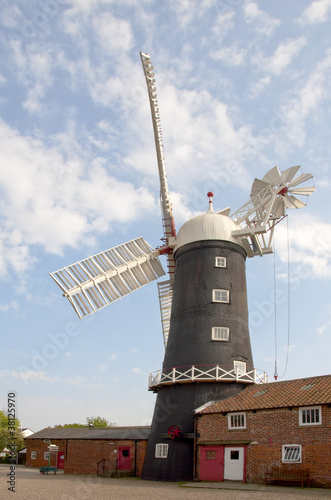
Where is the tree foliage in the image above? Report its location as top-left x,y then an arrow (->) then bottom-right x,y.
0,410 -> 25,453
55,416 -> 116,428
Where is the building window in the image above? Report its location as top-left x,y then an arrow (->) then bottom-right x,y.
155,443 -> 168,458
212,289 -> 229,303
44,452 -> 50,461
215,256 -> 226,268
299,406 -> 322,426
212,327 -> 230,341
234,360 -> 246,374
282,445 -> 302,463
31,451 -> 36,460
228,412 -> 246,429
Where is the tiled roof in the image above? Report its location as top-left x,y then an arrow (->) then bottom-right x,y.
196,374 -> 331,414
25,426 -> 150,440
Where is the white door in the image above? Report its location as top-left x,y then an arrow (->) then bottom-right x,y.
224,447 -> 244,481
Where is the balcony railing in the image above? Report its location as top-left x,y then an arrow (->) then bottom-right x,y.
148,364 -> 268,391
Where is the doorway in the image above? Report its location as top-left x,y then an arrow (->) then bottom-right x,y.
199,446 -> 224,481
118,447 -> 131,470
223,447 -> 244,481
57,451 -> 65,469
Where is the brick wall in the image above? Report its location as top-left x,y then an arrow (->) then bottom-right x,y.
136,440 -> 148,477
26,439 -> 66,468
196,405 -> 331,487
26,438 -> 148,476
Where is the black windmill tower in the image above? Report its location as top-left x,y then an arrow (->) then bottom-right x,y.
50,53 -> 315,481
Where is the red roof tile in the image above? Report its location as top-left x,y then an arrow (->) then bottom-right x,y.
196,374 -> 331,414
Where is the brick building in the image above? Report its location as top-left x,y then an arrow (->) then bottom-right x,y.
194,374 -> 331,488
25,426 -> 150,476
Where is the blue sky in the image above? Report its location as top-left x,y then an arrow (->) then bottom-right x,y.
0,0 -> 330,432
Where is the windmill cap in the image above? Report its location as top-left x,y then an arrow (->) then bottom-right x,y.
174,197 -> 244,252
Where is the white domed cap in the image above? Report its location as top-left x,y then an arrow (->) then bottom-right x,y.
174,193 -> 244,252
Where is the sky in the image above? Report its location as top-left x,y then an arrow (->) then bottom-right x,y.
0,0 -> 330,433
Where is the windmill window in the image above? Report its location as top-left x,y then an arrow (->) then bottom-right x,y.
228,412 -> 246,429
215,256 -> 226,268
299,406 -> 321,426
31,451 -> 36,460
155,443 -> 168,458
282,445 -> 302,463
212,289 -> 229,303
212,327 -> 230,341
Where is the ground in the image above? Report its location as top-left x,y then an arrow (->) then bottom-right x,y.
0,465 -> 330,500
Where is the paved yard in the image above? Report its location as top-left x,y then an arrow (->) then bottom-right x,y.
1,465 -> 330,500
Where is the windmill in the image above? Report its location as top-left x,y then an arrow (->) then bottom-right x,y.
50,52 -> 315,481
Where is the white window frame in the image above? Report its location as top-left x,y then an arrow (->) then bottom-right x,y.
299,406 -> 322,426
215,256 -> 226,268
212,326 -> 230,341
155,443 -> 168,458
234,360 -> 246,374
282,444 -> 302,463
228,412 -> 246,429
212,289 -> 229,303
31,451 -> 37,460
44,451 -> 50,461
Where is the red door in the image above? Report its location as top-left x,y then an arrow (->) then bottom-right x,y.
200,446 -> 224,481
57,451 -> 65,469
118,447 -> 131,470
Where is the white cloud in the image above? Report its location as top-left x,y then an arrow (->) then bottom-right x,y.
244,1 -> 281,36
210,45 -> 247,65
132,367 -> 144,374
125,82 -> 258,214
249,76 -> 271,98
0,119 -> 157,277
298,0 -> 331,26
168,0 -> 215,28
87,382 -> 103,389
0,301 -> 19,312
316,304 -> 331,335
93,13 -> 133,54
11,370 -> 58,383
253,37 -> 307,76
66,375 -> 86,386
10,42 -> 55,115
317,319 -> 331,335
316,177 -> 331,188
278,49 -> 331,145
212,11 -> 235,37
276,214 -> 331,279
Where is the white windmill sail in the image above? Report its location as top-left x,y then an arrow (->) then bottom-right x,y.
157,280 -> 173,347
140,52 -> 177,346
50,237 -> 165,319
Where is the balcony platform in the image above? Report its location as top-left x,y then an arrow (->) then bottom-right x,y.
148,365 -> 268,392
